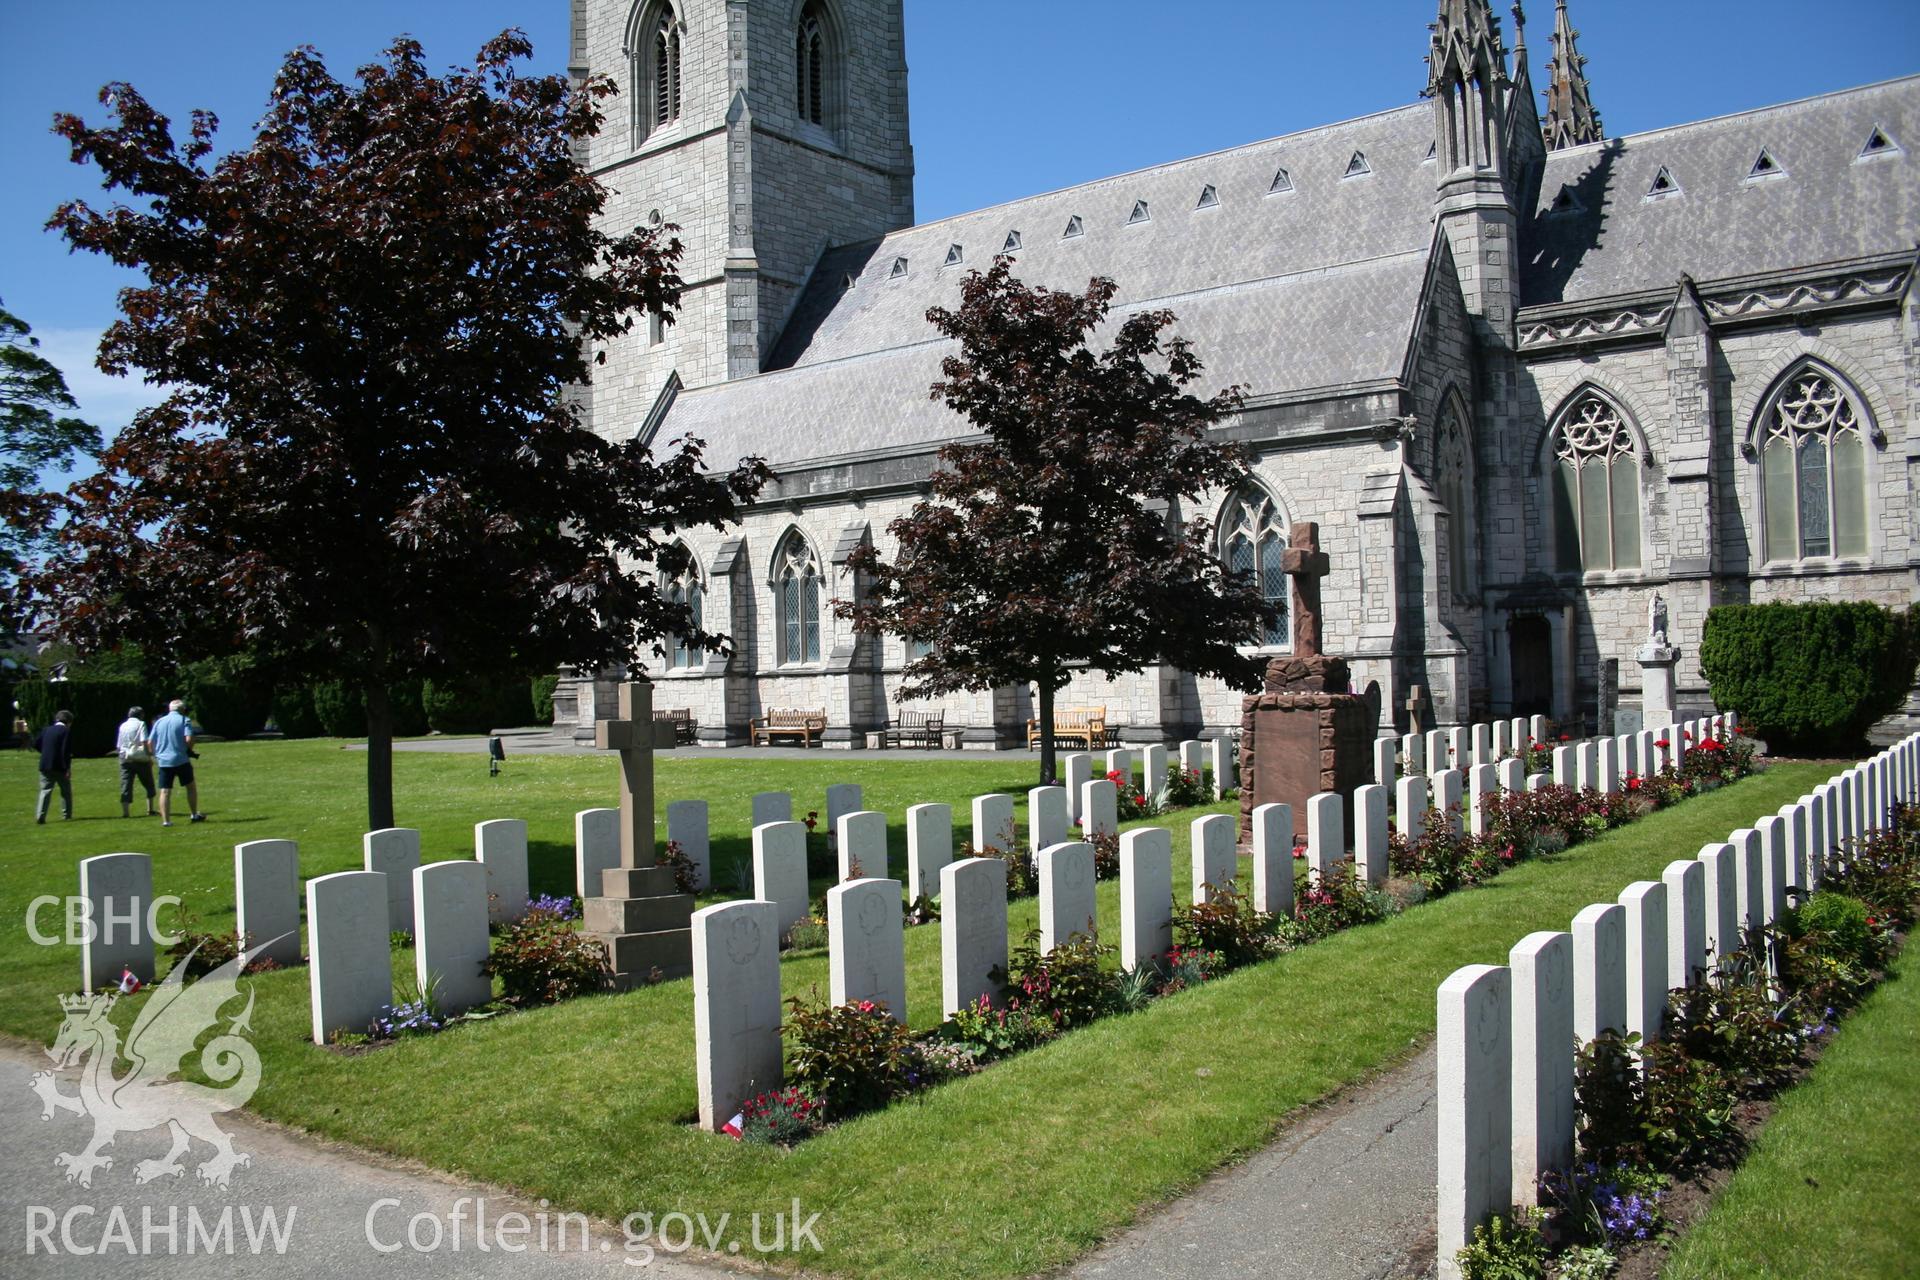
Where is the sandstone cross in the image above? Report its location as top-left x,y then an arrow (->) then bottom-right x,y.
1280,521 -> 1331,658
594,681 -> 678,872
1405,684 -> 1429,735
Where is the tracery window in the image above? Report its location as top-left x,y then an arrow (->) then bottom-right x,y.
775,534 -> 822,665
1551,394 -> 1642,572
1221,490 -> 1288,648
796,8 -> 826,126
1758,365 -> 1869,561
633,3 -> 681,143
664,563 -> 704,669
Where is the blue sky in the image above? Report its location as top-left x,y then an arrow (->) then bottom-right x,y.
2,0 -> 1915,442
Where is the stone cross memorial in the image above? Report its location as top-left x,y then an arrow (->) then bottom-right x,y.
1239,522 -> 1372,844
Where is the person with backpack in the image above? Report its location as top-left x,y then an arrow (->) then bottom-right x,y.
33,710 -> 74,823
146,699 -> 205,827
117,705 -> 157,818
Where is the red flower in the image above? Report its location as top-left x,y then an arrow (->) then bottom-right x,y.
1655,738 -> 1670,749
1558,733 -> 1571,742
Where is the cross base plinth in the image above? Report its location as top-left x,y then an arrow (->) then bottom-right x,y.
1238,688 -> 1375,846
583,864 -> 693,989
1262,654 -> 1352,694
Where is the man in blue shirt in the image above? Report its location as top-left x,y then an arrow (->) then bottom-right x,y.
33,710 -> 74,823
146,699 -> 206,826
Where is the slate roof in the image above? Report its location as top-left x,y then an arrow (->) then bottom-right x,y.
1524,75 -> 1920,306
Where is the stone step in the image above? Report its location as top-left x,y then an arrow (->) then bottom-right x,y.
583,892 -> 695,936
598,865 -> 680,898
600,927 -> 692,983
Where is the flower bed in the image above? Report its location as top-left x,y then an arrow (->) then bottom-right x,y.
1454,802 -> 1920,1279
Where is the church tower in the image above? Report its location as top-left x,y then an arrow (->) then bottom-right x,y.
1425,0 -> 1520,346
570,0 -> 915,434
1542,0 -> 1604,150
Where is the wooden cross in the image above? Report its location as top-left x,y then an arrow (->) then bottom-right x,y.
1280,521 -> 1331,658
594,681 -> 678,872
1404,685 -> 1429,735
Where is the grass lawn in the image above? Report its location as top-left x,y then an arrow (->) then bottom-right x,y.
1661,926 -> 1920,1280
0,740 -> 1841,1279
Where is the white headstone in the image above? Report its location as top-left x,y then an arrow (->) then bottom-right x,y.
575,808 -> 619,899
1374,736 -> 1399,787
1105,748 -> 1135,792
1437,963 -> 1512,1280
1509,931 -> 1574,1207
413,860 -> 491,1014
1038,842 -> 1097,952
1471,722 -> 1492,766
1492,720 -> 1511,759
1191,813 -> 1238,903
1780,803 -> 1809,895
972,793 -> 1016,856
1177,740 -> 1205,783
475,819 -> 529,924
829,878 -> 907,1021
1065,753 -> 1093,825
1576,742 -> 1599,792
1306,793 -> 1344,885
692,900 -> 781,1131
1699,842 -> 1739,967
838,810 -> 888,882
1029,785 -> 1068,852
1756,814 -> 1789,926
1401,732 -> 1424,776
752,821 -> 810,940
1082,778 -> 1119,842
1597,739 -> 1620,795
1529,714 -> 1548,744
1251,802 -> 1294,917
1433,768 -> 1464,837
1210,736 -> 1237,800
751,791 -> 792,828
1730,827 -> 1763,939
78,852 -> 155,991
907,803 -> 954,904
1662,859 -> 1706,990
1619,881 -> 1669,1042
1397,774 -> 1429,844
1426,729 -> 1449,779
1468,763 -> 1498,838
364,827 -> 421,935
234,839 -> 301,967
941,857 -> 1008,1016
1552,744 -> 1577,788
1497,756 -> 1525,795
825,783 -> 863,851
1143,744 -> 1170,806
1448,726 -> 1470,772
1354,784 -> 1390,887
307,870 -> 391,1045
1572,902 -> 1626,1043
667,799 -> 711,891
1119,827 -> 1174,972
1807,787 -> 1830,888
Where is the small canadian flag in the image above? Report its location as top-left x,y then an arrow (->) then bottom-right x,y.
722,1112 -> 745,1140
117,968 -> 144,994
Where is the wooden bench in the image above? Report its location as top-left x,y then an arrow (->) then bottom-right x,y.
1026,705 -> 1108,751
883,709 -> 946,750
750,708 -> 827,748
653,707 -> 698,745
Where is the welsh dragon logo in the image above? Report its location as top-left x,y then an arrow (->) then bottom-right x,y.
30,939 -> 277,1189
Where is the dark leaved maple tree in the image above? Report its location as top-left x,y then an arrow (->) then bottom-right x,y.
837,258 -> 1278,784
32,32 -> 768,827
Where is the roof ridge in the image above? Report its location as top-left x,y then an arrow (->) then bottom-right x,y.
1542,72 -> 1920,158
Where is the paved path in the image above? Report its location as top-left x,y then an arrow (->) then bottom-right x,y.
0,1041 -> 742,1278
1068,1048 -> 1438,1280
346,727 -> 1054,764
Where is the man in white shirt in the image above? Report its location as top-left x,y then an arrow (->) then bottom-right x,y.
116,705 -> 157,819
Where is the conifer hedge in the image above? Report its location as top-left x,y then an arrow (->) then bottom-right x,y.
1700,601 -> 1918,753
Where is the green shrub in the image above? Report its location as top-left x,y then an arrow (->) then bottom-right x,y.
268,686 -> 323,737
1455,1209 -> 1549,1280
311,680 -> 367,737
481,905 -> 608,1004
530,673 -> 559,724
999,929 -> 1115,1029
1174,885 -> 1279,967
1795,892 -> 1876,968
16,678 -> 150,756
1699,601 -> 1919,753
781,992 -> 919,1119
422,676 -> 525,734
386,679 -> 428,737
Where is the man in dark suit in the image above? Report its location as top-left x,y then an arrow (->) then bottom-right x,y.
34,710 -> 74,823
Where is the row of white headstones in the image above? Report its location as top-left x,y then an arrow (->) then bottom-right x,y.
685,713 -> 1738,1133
1434,726 -> 1920,1280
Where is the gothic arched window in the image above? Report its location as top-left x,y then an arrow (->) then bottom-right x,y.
632,3 -> 681,144
774,533 -> 822,665
1757,364 -> 1869,561
1435,396 -> 1477,597
1550,392 -> 1641,572
796,6 -> 827,127
664,560 -> 704,669
1221,490 -> 1288,649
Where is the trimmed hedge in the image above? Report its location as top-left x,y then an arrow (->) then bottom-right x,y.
15,678 -> 151,757
530,673 -> 559,725
422,676 -> 528,735
1700,601 -> 1919,754
311,681 -> 367,738
269,686 -> 324,738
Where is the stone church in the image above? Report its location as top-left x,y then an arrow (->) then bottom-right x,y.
554,0 -> 1920,749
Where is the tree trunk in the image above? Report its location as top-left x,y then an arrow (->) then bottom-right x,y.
1038,677 -> 1057,786
364,621 -> 395,830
